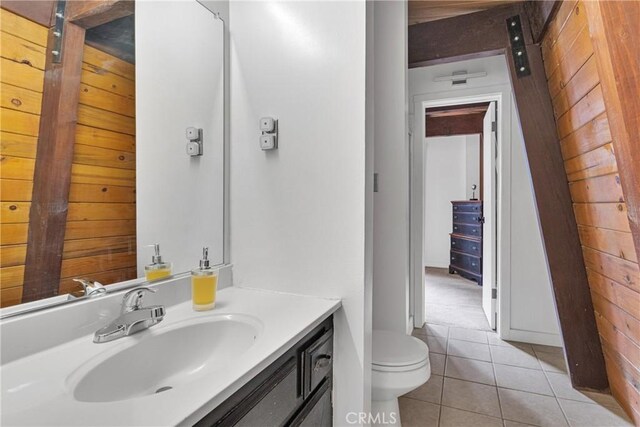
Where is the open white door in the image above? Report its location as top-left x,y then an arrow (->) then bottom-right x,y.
482,102 -> 497,329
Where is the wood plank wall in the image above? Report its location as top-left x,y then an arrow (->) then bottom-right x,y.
0,8 -> 48,307
59,44 -> 137,296
542,1 -> 640,422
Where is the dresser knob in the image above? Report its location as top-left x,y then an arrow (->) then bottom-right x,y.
472,262 -> 477,267
452,242 -> 456,245
472,246 -> 477,250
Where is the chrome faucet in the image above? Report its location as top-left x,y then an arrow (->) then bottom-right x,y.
68,278 -> 106,300
94,287 -> 165,343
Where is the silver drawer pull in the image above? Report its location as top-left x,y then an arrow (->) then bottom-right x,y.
452,242 -> 456,245
314,354 -> 332,371
472,246 -> 477,250
472,262 -> 477,267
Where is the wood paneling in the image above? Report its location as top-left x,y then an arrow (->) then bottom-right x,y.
542,1 -> 639,417
588,270 -> 640,321
568,174 -> 623,203
0,58 -> 44,93
559,112 -> 611,160
0,7 -> 49,46
579,226 -> 637,262
60,43 -> 137,295
1,83 -> 44,116
583,0 -> 640,282
564,142 -> 617,182
425,113 -> 484,137
0,8 -> 47,307
574,203 -> 631,232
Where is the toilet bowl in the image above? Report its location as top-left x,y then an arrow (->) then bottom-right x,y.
371,330 -> 430,426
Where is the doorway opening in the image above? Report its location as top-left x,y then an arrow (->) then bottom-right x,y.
423,101 -> 498,331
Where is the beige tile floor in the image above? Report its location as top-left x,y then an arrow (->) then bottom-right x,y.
400,271 -> 633,427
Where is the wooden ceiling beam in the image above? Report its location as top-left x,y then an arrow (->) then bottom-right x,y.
0,1 -> 55,26
409,4 -> 609,391
425,113 -> 484,137
66,0 -> 134,29
524,0 -> 562,43
409,3 -> 531,68
426,102 -> 490,117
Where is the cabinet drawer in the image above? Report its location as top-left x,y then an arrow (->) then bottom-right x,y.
450,251 -> 482,274
234,359 -> 298,427
452,223 -> 482,237
450,236 -> 481,256
303,329 -> 333,399
452,203 -> 482,213
452,212 -> 481,224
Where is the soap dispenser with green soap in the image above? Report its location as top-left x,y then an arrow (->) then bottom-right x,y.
144,244 -> 172,281
191,247 -> 218,311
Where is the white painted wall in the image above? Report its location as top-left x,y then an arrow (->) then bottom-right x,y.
228,1 -> 370,421
136,0 -> 225,276
409,55 -> 561,345
372,0 -> 410,334
466,135 -> 480,200
424,136 -> 467,268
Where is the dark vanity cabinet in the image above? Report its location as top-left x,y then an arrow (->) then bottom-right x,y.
449,200 -> 483,285
196,316 -> 334,427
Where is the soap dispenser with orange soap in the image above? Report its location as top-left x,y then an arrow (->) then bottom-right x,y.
191,247 -> 218,311
144,244 -> 172,281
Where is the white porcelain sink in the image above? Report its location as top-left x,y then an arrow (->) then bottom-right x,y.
67,314 -> 262,403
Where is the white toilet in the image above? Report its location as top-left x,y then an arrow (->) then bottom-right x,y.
371,330 -> 431,426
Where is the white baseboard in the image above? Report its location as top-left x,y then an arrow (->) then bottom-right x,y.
506,329 -> 563,347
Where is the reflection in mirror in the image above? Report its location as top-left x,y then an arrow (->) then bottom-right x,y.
0,1 -> 225,311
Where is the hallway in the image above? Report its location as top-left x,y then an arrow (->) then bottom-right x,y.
424,268 -> 491,331
398,269 -> 633,426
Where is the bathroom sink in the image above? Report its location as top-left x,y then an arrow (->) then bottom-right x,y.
68,314 -> 262,403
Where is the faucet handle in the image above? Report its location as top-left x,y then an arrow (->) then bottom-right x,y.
122,287 -> 156,312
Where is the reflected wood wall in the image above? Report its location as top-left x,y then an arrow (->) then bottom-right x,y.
541,1 -> 640,422
59,44 -> 137,296
0,8 -> 48,307
0,7 -> 137,307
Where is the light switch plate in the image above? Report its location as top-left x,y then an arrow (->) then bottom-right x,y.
260,134 -> 276,150
260,117 -> 275,132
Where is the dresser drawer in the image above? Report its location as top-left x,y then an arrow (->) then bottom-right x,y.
452,212 -> 481,224
450,236 -> 481,257
450,251 -> 482,274
452,202 -> 482,213
452,223 -> 482,237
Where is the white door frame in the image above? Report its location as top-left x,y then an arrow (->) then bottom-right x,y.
410,84 -> 514,337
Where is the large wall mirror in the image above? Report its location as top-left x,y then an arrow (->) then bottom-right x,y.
0,0 -> 225,310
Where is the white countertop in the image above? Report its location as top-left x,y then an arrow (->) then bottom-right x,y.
1,286 -> 341,426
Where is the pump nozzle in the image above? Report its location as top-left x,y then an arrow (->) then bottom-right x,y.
199,247 -> 210,269
146,244 -> 163,264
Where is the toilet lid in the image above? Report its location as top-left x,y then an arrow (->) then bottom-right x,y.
372,330 -> 429,368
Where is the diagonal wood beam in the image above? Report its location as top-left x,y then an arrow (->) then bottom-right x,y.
66,0 -> 133,29
22,19 -> 86,303
409,5 -> 608,390
583,0 -> 640,264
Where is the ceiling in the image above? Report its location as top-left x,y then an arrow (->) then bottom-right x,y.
408,0 -> 523,25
